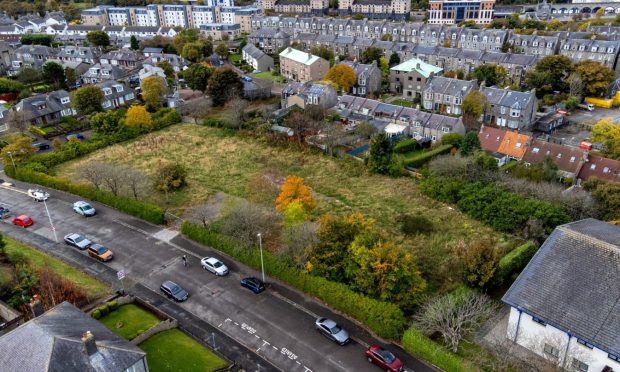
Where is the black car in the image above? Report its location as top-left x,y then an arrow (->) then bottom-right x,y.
240,277 -> 265,294
32,142 -> 50,151
160,280 -> 189,302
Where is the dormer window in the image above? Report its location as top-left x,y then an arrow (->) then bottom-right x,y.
556,153 -> 562,159
532,147 -> 540,153
603,166 -> 610,173
103,88 -> 112,95
570,156 -> 576,163
60,97 -> 70,104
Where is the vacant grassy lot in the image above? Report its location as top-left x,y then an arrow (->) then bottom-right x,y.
139,329 -> 229,372
100,304 -> 160,340
252,71 -> 287,83
4,237 -> 109,298
54,122 -> 500,290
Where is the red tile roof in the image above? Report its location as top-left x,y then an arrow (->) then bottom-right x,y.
523,140 -> 587,175
478,125 -> 506,154
578,154 -> 620,182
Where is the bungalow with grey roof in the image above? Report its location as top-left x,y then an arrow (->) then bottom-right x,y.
12,90 -> 75,127
242,44 -> 274,72
98,81 -> 136,110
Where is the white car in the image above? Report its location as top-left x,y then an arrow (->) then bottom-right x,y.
200,257 -> 229,276
28,189 -> 50,202
73,201 -> 96,216
64,233 -> 92,250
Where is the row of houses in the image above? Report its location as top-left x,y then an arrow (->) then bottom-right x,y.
261,0 -> 412,20
250,16 -> 620,71
478,125 -> 620,182
0,12 -> 66,35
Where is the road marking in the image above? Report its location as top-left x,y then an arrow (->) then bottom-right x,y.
296,361 -> 301,365
272,346 -> 278,350
218,323 -> 222,327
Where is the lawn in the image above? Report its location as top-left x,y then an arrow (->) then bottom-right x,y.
228,53 -> 242,65
139,329 -> 229,372
99,304 -> 160,340
54,119 -> 500,291
392,99 -> 414,107
3,237 -> 109,298
252,71 -> 286,83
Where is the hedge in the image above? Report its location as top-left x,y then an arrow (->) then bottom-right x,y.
402,328 -> 471,372
405,144 -> 453,168
181,222 -> 407,340
492,241 -> 538,287
394,138 -> 418,154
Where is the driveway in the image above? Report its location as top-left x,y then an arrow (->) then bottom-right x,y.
0,180 -> 435,372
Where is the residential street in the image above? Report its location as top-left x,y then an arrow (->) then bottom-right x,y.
0,180 -> 435,372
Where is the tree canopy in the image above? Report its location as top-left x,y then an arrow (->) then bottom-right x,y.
125,105 -> 152,128
207,68 -> 242,106
141,76 -> 166,111
71,85 -> 104,116
325,64 -> 356,92
182,63 -> 214,92
367,133 -> 399,176
525,55 -> 574,97
87,31 -> 110,47
469,64 -> 507,87
574,60 -> 615,97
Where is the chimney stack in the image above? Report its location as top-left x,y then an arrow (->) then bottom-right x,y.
29,295 -> 44,318
82,331 -> 98,356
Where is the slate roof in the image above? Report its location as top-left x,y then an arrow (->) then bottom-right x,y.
502,219 -> 620,357
13,90 -> 72,121
424,76 -> 477,98
243,44 -> 270,61
578,154 -> 620,182
0,302 -> 145,372
480,86 -> 535,109
391,57 -> 442,77
523,139 -> 587,175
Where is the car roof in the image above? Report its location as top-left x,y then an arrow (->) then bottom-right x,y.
74,201 -> 89,206
162,280 -> 177,288
320,318 -> 337,327
16,215 -> 29,219
90,243 -> 105,249
204,257 -> 220,263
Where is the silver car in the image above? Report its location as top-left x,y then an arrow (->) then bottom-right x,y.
73,201 -> 96,217
200,257 -> 229,276
64,233 -> 92,250
315,317 -> 350,345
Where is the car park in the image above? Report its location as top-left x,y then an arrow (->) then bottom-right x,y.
200,257 -> 229,276
240,277 -> 265,294
73,201 -> 96,216
64,233 -> 92,250
160,281 -> 189,302
12,215 -> 33,228
87,244 -> 113,262
315,317 -> 350,345
27,188 -> 50,202
366,345 -> 404,372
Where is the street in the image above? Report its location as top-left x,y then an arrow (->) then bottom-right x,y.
0,180 -> 434,372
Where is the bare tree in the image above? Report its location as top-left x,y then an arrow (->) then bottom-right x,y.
178,97 -> 211,124
281,221 -> 318,267
319,121 -> 346,156
191,202 -> 213,228
414,291 -> 496,353
220,199 -> 281,247
354,121 -> 376,139
79,162 -> 108,190
227,97 -> 249,129
102,165 -> 123,196
122,166 -> 149,200
567,72 -> 584,97
284,111 -> 317,143
7,110 -> 30,134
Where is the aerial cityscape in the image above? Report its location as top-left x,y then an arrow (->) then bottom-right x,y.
0,0 -> 618,371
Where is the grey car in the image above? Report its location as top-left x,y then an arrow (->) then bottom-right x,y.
64,233 -> 92,250
315,317 -> 350,345
73,201 -> 96,216
160,280 -> 189,302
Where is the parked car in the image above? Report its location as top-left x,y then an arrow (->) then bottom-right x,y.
73,201 -> 96,216
64,233 -> 92,250
87,243 -> 113,262
32,142 -> 50,151
315,317 -> 350,345
200,257 -> 229,276
366,345 -> 404,372
160,280 -> 189,302
66,133 -> 85,141
12,215 -> 33,228
240,277 -> 265,294
27,188 -> 50,202
0,207 -> 10,219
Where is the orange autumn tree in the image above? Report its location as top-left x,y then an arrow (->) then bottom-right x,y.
276,175 -> 317,212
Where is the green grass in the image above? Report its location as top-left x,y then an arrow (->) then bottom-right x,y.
3,237 -> 109,298
402,328 -> 474,372
99,304 -> 160,340
139,329 -> 229,372
392,99 -> 414,107
228,53 -> 241,64
252,71 -> 286,83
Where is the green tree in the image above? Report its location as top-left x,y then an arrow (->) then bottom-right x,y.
207,67 -> 243,106
182,64 -> 213,92
367,133 -> 399,176
201,39 -> 213,57
156,60 -> 175,84
441,133 -> 463,147
462,91 -> 487,118
310,45 -> 334,63
469,64 -> 507,87
215,42 -> 229,59
172,29 -> 200,54
362,47 -> 383,64
454,239 -> 500,288
90,110 -> 123,135
20,34 -> 52,46
1,136 -> 36,167
525,55 -> 574,96
87,30 -> 110,47
584,178 -> 620,220
141,76 -> 166,111
283,201 -> 309,227
574,60 -> 615,97
65,67 -> 77,88
182,42 -> 204,62
17,67 -> 42,84
460,132 -> 481,156
130,35 -> 139,51
42,61 -> 66,89
592,117 -> 620,160
388,52 -> 400,67
71,85 -> 104,115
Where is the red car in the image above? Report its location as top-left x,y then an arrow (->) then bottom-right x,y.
366,345 -> 404,372
12,215 -> 34,228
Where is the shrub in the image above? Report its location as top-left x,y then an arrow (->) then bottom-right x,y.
492,241 -> 538,287
398,214 -> 434,235
441,133 -> 463,147
107,300 -> 119,311
402,328 -> 470,372
405,144 -> 454,168
92,309 -> 101,319
394,138 -> 418,154
203,118 -> 229,127
181,222 -> 406,339
29,126 -> 46,137
97,304 -> 109,317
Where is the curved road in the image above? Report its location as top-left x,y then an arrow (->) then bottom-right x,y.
0,179 -> 435,372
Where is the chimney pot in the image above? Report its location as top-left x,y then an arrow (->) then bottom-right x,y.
29,295 -> 44,318
82,331 -> 98,356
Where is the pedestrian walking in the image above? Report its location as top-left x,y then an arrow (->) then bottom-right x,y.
182,254 -> 187,267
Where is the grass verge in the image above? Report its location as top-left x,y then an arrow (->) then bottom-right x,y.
139,329 -> 229,372
99,304 -> 160,340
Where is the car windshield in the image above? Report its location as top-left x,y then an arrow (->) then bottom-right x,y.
213,261 -> 223,268
330,325 -> 342,334
171,285 -> 182,294
82,205 -> 93,211
378,349 -> 396,363
23,218 -> 31,222
74,236 -> 84,243
96,246 -> 108,254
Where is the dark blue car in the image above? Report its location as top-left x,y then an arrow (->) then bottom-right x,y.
240,277 -> 265,294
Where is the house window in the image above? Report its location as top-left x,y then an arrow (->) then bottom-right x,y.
516,142 -> 522,148
603,166 -> 610,173
576,338 -> 594,349
60,97 -> 70,104
590,164 -> 596,170
431,135 -> 436,141
556,153 -> 562,159
571,358 -> 589,372
532,316 -> 546,326
442,127 -> 450,133
543,344 -> 559,359
532,147 -> 539,153
570,156 -> 576,163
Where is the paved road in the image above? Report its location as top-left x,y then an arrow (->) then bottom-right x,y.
0,180 -> 435,372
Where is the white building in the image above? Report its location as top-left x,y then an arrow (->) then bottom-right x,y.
134,7 -> 160,27
190,6 -> 217,27
107,8 -> 130,26
502,219 -> 620,372
161,5 -> 188,27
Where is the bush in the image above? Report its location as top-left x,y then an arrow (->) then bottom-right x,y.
394,138 -> 418,153
398,214 -> 434,235
107,300 -> 119,311
492,241 -> 538,287
92,309 -> 101,319
181,222 -> 406,339
97,304 -> 109,317
405,144 -> 454,168
441,133 -> 463,147
402,328 -> 470,372
203,118 -> 229,127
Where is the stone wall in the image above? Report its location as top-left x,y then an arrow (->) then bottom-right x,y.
131,318 -> 178,345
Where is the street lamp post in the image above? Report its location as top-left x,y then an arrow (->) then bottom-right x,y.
43,199 -> 58,243
6,151 -> 16,173
257,233 -> 265,283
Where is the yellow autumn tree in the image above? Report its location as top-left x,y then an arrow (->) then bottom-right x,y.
141,75 -> 166,111
325,64 -> 357,93
124,105 -> 152,128
275,175 -> 317,212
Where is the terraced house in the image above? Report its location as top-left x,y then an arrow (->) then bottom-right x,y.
12,90 -> 76,127
559,38 -> 620,71
279,47 -> 329,83
479,86 -> 538,131
423,76 -> 477,115
337,0 -> 411,20
390,58 -> 443,100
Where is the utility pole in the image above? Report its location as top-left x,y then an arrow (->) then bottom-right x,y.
257,233 -> 265,283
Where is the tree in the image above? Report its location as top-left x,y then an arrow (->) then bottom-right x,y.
284,111 -> 315,143
525,55 -> 574,96
71,85 -> 104,115
20,34 -> 52,46
65,67 -> 77,88
172,29 -> 200,54
141,76 -> 166,111
283,201 -> 309,227
325,64 -> 356,92
282,221 -> 318,267
221,199 -> 281,247
156,60 -> 175,81
441,133 -> 463,147
207,68 -> 243,106
414,291 -> 495,353
388,52 -> 400,67
574,60 -> 615,97
367,133 -> 399,176
469,64 -> 507,87
567,72 -> 584,97
177,97 -> 211,124
453,239 -> 500,288
310,45 -> 334,63
90,110 -> 123,135
153,160 -> 187,196
1,136 -> 36,167
183,63 -> 213,92
380,34 -> 392,41
275,175 -> 317,212
42,61 -> 66,89
130,35 -> 139,50
591,117 -> 620,160
596,7 -> 605,18
17,67 -> 42,84
124,105 -> 152,128
86,31 -> 110,47
462,91 -> 487,119
227,97 -> 249,129
362,47 -> 383,64
460,132 -> 481,156
379,57 -> 390,89
215,42 -> 229,59
181,42 -> 203,62
584,178 -> 620,220
6,110 -> 29,133
354,121 -> 376,139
